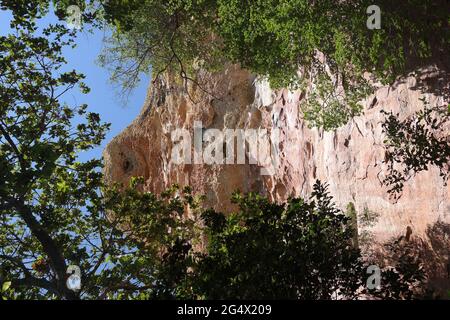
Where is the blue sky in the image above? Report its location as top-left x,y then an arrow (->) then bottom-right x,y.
0,10 -> 150,162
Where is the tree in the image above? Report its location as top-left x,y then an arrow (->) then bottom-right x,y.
381,98 -> 450,198
0,18 -> 105,299
100,0 -> 449,129
0,6 -> 201,300
192,181 -> 364,299
99,0 -> 223,102
190,182 -> 426,300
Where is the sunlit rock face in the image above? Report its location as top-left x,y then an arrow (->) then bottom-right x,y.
104,63 -> 450,249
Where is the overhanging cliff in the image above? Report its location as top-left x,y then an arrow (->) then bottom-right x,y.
104,64 -> 450,246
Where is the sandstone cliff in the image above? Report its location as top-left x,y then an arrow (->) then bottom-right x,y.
104,64 -> 449,249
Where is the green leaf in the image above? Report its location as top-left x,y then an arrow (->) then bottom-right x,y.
56,180 -> 69,193
2,281 -> 11,292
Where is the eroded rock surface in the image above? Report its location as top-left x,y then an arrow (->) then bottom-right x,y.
104,65 -> 450,247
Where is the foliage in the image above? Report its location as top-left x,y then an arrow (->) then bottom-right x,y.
0,0 -> 102,29
99,0 -> 223,101
193,181 -> 364,299
100,0 -> 449,129
0,5 -> 202,299
0,1 -> 434,300
0,14 -> 104,299
80,182 -> 203,300
301,71 -> 373,130
193,182 -> 422,300
381,98 -> 450,198
368,238 -> 427,300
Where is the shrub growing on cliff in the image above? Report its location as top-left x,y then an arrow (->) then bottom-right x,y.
381,98 -> 450,198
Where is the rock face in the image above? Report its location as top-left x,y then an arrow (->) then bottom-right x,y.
104,64 -> 450,247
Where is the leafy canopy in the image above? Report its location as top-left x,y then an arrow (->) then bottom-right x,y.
100,0 -> 449,129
